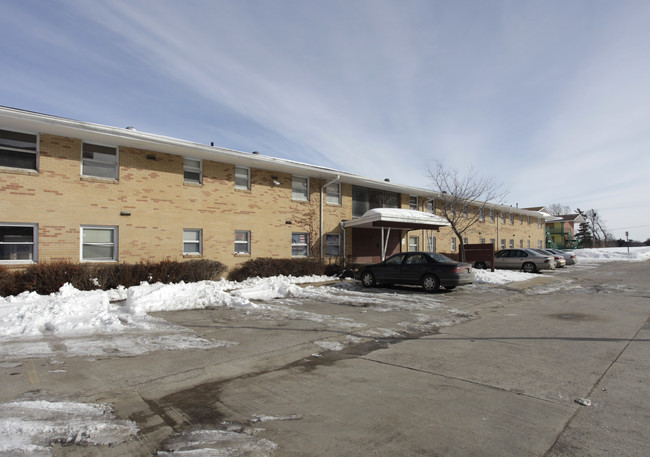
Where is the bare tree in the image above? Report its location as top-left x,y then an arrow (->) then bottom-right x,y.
547,203 -> 572,216
578,208 -> 610,248
427,160 -> 507,262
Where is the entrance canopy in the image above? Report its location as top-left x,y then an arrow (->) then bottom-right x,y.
343,209 -> 450,261
343,208 -> 450,230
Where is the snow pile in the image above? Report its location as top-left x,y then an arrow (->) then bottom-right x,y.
575,246 -> 650,263
473,269 -> 535,285
0,400 -> 137,455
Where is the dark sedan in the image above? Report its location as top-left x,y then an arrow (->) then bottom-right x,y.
357,251 -> 474,292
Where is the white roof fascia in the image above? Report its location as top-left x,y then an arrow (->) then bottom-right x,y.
343,208 -> 450,229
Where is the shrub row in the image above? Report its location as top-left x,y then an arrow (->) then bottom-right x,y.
227,257 -> 336,282
0,259 -> 227,297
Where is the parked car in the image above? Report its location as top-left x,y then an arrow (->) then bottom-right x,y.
532,249 -> 566,268
547,248 -> 577,265
358,251 -> 474,292
493,249 -> 556,273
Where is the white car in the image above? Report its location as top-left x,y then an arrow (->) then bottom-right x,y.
547,249 -> 577,265
493,249 -> 556,273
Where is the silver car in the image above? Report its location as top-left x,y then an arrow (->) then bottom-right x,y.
547,249 -> 577,265
532,249 -> 566,268
494,248 -> 556,273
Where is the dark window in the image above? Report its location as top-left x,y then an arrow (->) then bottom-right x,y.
352,186 -> 400,217
0,129 -> 38,170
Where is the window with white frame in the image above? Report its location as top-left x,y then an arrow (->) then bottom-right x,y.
81,226 -> 117,261
184,158 -> 202,184
490,238 -> 495,248
479,207 -> 485,221
292,232 -> 309,257
520,214 -> 524,224
509,239 -> 515,248
501,239 -> 506,249
426,235 -> 436,252
500,212 -> 506,223
82,143 -> 118,179
538,240 -> 543,248
408,236 -> 419,252
0,129 -> 38,171
425,200 -> 435,214
509,213 -> 514,225
326,182 -> 341,205
409,196 -> 418,210
463,237 -> 469,245
490,209 -> 495,222
538,218 -> 542,228
326,233 -> 341,256
462,205 -> 468,217
235,230 -> 250,254
183,229 -> 202,255
480,237 -> 486,244
451,237 -> 457,252
0,223 -> 37,263
519,239 -> 524,248
527,240 -> 531,248
292,176 -> 309,201
235,166 -> 250,190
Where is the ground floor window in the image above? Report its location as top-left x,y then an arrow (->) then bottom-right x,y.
426,234 -> 436,252
538,240 -> 543,249
326,233 -> 340,256
235,230 -> 251,254
183,229 -> 202,255
520,239 -> 524,248
501,239 -> 506,250
408,236 -> 419,252
81,226 -> 117,261
450,238 -> 457,252
292,232 -> 309,257
509,239 -> 515,249
0,223 -> 37,263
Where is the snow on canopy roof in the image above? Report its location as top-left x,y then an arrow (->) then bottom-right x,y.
343,208 -> 450,229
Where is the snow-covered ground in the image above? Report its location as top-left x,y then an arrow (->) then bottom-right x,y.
1,246 -> 648,455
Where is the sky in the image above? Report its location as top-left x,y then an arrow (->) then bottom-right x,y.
2,0 -> 650,241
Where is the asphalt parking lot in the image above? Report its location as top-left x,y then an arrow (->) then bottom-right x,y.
1,260 -> 649,456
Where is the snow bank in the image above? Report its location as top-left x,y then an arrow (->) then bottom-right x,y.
574,246 -> 650,263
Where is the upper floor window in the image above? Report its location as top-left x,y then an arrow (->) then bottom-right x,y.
352,186 -> 399,217
0,223 -> 37,263
409,196 -> 418,210
500,212 -> 506,223
292,176 -> 309,201
81,226 -> 117,261
509,213 -> 514,225
425,199 -> 435,214
326,182 -> 341,205
538,217 -> 543,228
479,207 -> 485,222
184,158 -> 202,184
0,129 -> 38,171
235,166 -> 250,190
490,209 -> 495,222
82,143 -> 118,180
408,235 -> 419,252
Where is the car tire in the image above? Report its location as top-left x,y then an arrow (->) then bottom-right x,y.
422,274 -> 440,292
360,271 -> 376,288
474,261 -> 487,269
522,262 -> 537,273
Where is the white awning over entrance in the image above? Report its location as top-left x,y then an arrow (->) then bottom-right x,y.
343,209 -> 451,261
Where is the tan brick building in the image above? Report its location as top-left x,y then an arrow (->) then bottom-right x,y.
1,107 -> 546,272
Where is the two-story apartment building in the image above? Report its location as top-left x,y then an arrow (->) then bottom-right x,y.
1,107 -> 546,271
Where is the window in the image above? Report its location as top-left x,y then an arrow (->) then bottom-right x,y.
409,196 -> 418,210
184,158 -> 202,184
490,209 -> 495,222
292,233 -> 309,257
235,230 -> 250,254
520,239 -> 524,248
0,129 -> 38,171
480,237 -> 486,245
425,199 -> 435,214
451,238 -> 457,252
182,229 -> 202,255
82,143 -> 118,179
235,166 -> 250,190
81,226 -> 117,261
538,218 -> 543,228
501,239 -> 506,249
463,237 -> 469,245
352,186 -> 399,217
509,239 -> 515,248
326,233 -> 341,256
408,236 -> 419,252
538,240 -> 543,249
292,176 -> 309,201
520,214 -> 524,224
490,239 -> 495,248
527,215 -> 530,225
509,213 -> 514,225
527,240 -> 531,248
326,182 -> 341,205
479,207 -> 485,222
0,223 -> 37,263
426,235 -> 436,252
462,205 -> 468,217
501,212 -> 506,223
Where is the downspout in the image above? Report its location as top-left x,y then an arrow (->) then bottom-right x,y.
339,221 -> 347,259
320,175 -> 340,259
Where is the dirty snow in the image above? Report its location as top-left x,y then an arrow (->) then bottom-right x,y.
1,246 -> 647,455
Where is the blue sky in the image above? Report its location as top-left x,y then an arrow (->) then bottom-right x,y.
3,0 -> 650,241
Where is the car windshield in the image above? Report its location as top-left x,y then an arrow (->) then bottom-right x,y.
427,252 -> 455,263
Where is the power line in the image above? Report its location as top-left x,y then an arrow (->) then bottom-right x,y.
607,224 -> 650,232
